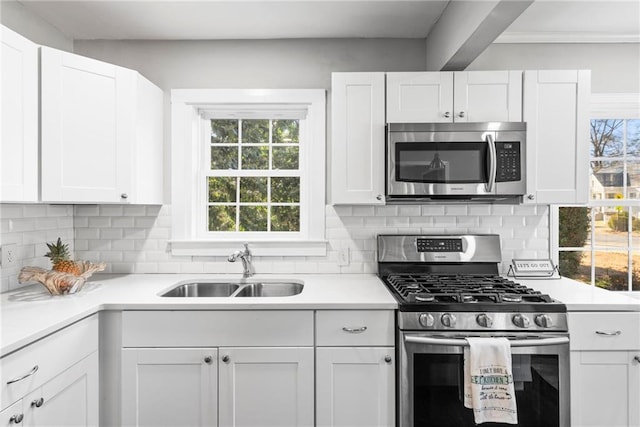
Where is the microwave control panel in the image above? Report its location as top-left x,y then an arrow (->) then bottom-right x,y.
495,142 -> 521,182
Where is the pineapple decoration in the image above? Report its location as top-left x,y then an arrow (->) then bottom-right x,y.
45,237 -> 82,276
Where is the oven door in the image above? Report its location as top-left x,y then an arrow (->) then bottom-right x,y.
398,331 -> 570,427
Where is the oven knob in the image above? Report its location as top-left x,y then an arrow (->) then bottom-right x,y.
512,314 -> 531,328
418,313 -> 435,328
535,314 -> 553,328
441,313 -> 457,328
476,313 -> 493,328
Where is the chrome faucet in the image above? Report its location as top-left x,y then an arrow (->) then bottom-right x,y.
228,243 -> 254,278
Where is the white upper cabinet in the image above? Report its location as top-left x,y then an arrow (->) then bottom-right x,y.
523,70 -> 590,204
331,72 -> 386,205
386,72 -> 453,123
1,26 -> 39,202
41,46 -> 163,204
386,71 -> 522,123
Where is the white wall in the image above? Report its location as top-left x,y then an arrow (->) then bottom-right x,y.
0,0 -> 73,52
468,43 -> 640,93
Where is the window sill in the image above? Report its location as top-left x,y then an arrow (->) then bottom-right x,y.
169,240 -> 327,257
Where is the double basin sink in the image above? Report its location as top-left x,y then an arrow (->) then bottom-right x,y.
160,280 -> 303,298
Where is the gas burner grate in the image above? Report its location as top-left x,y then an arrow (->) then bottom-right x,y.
385,273 -> 555,306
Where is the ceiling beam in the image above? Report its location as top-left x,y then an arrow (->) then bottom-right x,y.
425,0 -> 534,71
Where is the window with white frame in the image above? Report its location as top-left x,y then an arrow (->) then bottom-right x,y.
170,89 -> 326,257
556,94 -> 639,291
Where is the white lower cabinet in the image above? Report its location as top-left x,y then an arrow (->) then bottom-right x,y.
315,310 -> 395,427
0,316 -> 99,427
218,347 -> 314,427
121,348 -> 218,427
569,312 -> 640,427
121,311 -> 315,427
571,351 -> 640,427
22,352 -> 99,427
316,347 -> 394,427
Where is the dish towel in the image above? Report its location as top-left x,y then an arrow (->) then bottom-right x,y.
463,337 -> 518,425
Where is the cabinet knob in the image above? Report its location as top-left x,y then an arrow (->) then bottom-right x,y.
376,194 -> 383,201
443,112 -> 451,118
121,193 -> 129,199
384,356 -> 392,364
634,355 -> 640,364
9,414 -> 23,424
527,194 -> 535,200
457,111 -> 465,118
30,397 -> 44,408
222,355 -> 230,363
204,356 -> 213,365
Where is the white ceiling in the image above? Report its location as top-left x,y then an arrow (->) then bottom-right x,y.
17,0 -> 640,42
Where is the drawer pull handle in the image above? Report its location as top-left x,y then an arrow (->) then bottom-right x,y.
7,365 -> 39,385
31,397 -> 44,408
342,326 -> 367,333
595,330 -> 622,336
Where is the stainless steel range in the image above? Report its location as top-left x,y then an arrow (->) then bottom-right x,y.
377,234 -> 570,427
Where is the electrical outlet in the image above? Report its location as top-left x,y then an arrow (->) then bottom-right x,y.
1,244 -> 17,267
337,247 -> 350,266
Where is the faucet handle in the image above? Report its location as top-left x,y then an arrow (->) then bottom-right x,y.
243,242 -> 251,255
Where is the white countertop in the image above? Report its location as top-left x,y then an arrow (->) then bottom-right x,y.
0,273 -> 396,356
1,273 -> 638,357
517,277 -> 640,312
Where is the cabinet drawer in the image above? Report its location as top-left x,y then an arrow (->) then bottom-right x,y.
0,315 -> 98,409
316,310 -> 394,346
569,312 -> 640,351
122,310 -> 314,347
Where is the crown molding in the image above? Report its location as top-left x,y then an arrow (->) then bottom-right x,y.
495,31 -> 640,44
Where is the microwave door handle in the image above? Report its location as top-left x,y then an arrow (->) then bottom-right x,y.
485,133 -> 497,192
405,335 -> 569,348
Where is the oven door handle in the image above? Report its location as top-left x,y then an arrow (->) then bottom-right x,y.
405,335 -> 569,348
485,133 -> 497,193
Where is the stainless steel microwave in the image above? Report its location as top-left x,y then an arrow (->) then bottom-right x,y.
386,122 -> 526,203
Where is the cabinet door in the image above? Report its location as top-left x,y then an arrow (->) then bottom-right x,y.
570,351 -> 640,427
0,400 -> 24,426
24,351 -> 98,427
316,347 -> 394,427
41,46 -> 135,203
218,347 -> 314,427
121,348 -> 217,427
386,72 -> 454,123
454,71 -> 522,123
523,70 -> 590,204
331,72 -> 385,204
1,26 -> 38,202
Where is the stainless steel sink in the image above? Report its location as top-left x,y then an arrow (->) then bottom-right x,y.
161,282 -> 240,297
233,282 -> 303,297
159,281 -> 303,298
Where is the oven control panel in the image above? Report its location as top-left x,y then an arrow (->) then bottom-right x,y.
416,238 -> 463,252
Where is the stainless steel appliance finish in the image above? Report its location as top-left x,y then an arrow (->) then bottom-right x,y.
377,234 -> 569,427
386,122 -> 526,203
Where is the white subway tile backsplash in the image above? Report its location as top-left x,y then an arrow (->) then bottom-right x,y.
1,204 -> 75,291
421,205 -> 445,216
2,199 -> 551,288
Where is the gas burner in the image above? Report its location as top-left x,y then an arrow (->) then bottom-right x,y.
381,270 -> 563,314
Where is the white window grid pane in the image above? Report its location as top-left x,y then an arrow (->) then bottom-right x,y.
202,115 -> 305,236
